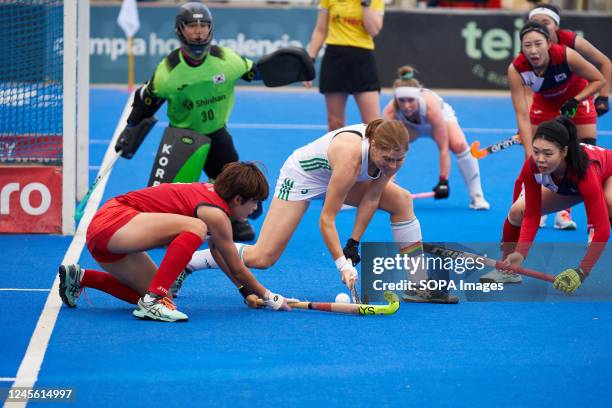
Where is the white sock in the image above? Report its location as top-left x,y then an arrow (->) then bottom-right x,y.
391,218 -> 428,284
188,243 -> 246,271
457,148 -> 484,197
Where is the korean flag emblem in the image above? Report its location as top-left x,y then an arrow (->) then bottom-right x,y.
213,73 -> 226,84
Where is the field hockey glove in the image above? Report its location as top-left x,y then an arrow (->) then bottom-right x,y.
595,96 -> 609,117
263,289 -> 290,310
433,178 -> 450,199
560,98 -> 579,119
336,256 -> 358,289
553,267 -> 585,294
343,238 -> 361,266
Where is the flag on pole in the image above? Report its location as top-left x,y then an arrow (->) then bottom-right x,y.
117,0 -> 140,38
117,0 -> 140,91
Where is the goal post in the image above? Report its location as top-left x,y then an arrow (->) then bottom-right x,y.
0,0 -> 89,235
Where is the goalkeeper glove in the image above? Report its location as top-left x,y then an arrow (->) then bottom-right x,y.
343,238 -> 361,266
595,96 -> 609,117
553,267 -> 585,294
560,98 -> 579,119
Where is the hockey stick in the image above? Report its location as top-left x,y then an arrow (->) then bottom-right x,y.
257,291 -> 400,316
470,134 -> 522,159
350,282 -> 361,304
422,243 -> 555,283
74,149 -> 122,222
411,191 -> 435,199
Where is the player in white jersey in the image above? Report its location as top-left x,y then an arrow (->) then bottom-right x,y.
183,119 -> 459,304
382,65 -> 490,210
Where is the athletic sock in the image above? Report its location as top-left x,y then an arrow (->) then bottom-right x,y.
391,218 -> 428,284
81,269 -> 140,304
501,217 -> 521,260
188,243 -> 246,271
457,147 -> 484,197
148,232 -> 203,297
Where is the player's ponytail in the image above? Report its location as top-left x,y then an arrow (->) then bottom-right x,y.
558,116 -> 587,179
533,116 -> 588,179
392,65 -> 422,89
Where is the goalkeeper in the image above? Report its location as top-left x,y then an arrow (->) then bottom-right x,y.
486,117 -> 611,294
114,2 -> 314,242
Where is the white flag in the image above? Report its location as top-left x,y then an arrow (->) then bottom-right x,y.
117,0 -> 140,38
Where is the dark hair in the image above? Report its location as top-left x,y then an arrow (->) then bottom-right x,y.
519,21 -> 550,42
365,119 -> 410,153
533,116 -> 588,179
214,162 -> 269,202
392,65 -> 422,89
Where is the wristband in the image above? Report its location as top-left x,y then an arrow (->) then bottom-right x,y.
238,285 -> 256,299
335,255 -> 349,271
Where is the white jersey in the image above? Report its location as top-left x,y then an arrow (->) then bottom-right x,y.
394,88 -> 458,139
275,124 -> 380,201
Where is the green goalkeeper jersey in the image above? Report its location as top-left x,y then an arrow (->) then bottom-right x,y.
151,47 -> 253,134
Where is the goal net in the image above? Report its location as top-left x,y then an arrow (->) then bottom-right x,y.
0,0 -> 88,234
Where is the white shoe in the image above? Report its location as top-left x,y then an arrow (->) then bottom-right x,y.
479,269 -> 522,284
133,293 -> 188,322
554,210 -> 577,230
469,194 -> 490,210
539,214 -> 548,228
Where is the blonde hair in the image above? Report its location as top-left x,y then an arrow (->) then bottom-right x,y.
365,119 -> 409,153
392,65 -> 422,112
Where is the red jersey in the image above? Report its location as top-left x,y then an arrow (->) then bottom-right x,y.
114,182 -> 230,218
557,29 -> 577,48
513,43 -> 587,107
512,145 -> 612,274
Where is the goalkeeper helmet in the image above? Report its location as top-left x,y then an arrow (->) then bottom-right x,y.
175,2 -> 213,59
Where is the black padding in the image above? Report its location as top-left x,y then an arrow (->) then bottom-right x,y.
115,116 -> 158,159
256,47 -> 315,87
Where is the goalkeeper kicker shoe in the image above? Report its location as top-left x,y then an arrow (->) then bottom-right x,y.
479,269 -> 522,284
133,293 -> 188,322
403,288 -> 459,304
469,194 -> 490,210
232,219 -> 255,242
58,264 -> 83,307
170,267 -> 192,298
554,210 -> 577,230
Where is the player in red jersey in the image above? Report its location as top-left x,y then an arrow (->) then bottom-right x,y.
481,116 -> 611,291
528,3 -> 610,118
507,20 -> 605,232
57,162 -> 291,322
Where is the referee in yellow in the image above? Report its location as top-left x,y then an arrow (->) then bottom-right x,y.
307,0 -> 384,131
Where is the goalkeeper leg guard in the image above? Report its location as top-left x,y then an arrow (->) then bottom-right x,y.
148,127 -> 211,186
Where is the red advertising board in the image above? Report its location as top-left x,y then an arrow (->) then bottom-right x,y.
0,166 -> 62,233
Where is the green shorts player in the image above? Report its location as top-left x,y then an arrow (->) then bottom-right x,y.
114,2 -> 314,242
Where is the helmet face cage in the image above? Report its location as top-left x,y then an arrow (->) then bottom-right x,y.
175,3 -> 214,59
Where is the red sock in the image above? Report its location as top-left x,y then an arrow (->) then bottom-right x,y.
501,218 -> 521,259
81,269 -> 141,304
565,207 -> 572,215
148,231 -> 203,297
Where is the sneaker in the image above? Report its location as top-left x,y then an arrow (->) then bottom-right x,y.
232,219 -> 255,242
479,269 -> 522,284
402,288 -> 459,304
132,293 -> 188,322
58,264 -> 83,307
170,268 -> 192,298
554,210 -> 577,230
469,194 -> 490,210
539,214 -> 548,228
